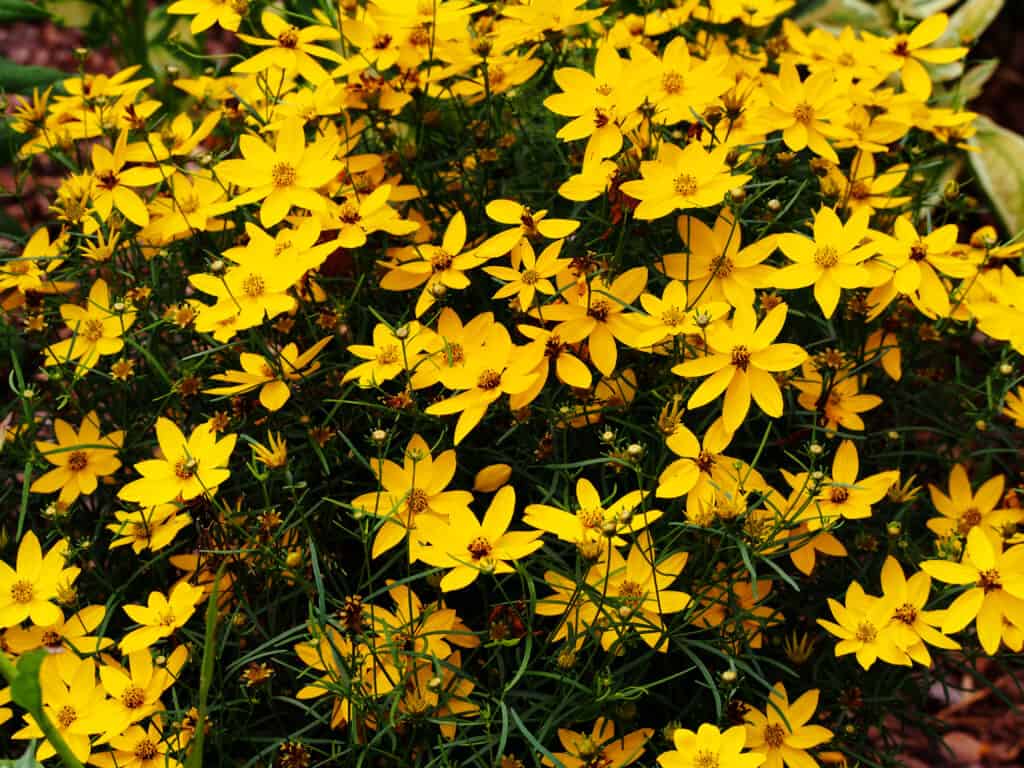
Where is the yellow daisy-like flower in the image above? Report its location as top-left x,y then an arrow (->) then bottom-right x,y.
485,238 -> 570,312
861,13 -> 968,101
743,683 -> 832,768
657,723 -> 765,768
817,581 -> 909,670
168,0 -> 248,33
205,336 -> 331,411
88,130 -> 164,227
107,504 -> 193,554
1004,385 -> 1024,428
761,64 -> 853,164
0,531 -> 77,628
118,418 -> 237,506
234,10 -> 345,84
417,485 -> 543,592
545,718 -> 653,768
673,303 -> 807,432
120,582 -> 205,653
30,410 -> 124,505
926,464 -> 1022,540
45,278 -> 137,371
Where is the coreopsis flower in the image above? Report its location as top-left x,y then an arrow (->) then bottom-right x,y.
100,648 -> 184,724
395,651 -> 478,740
351,433 -> 474,560
664,213 -> 777,308
743,684 -> 832,768
120,582 -> 204,653
922,527 -> 1024,654
88,130 -> 164,227
3,604 -> 112,656
620,141 -> 751,220
544,718 -> 653,768
635,279 -> 730,347
168,0 -> 247,33
234,11 -> 344,84
760,64 -> 852,164
343,321 -> 428,387
879,556 -> 959,665
540,266 -> 649,376
485,238 -> 570,311
696,574 -> 779,650
500,0 -> 604,38
205,337 -> 331,411
45,278 -> 137,370
507,323 -> 593,409
926,464 -> 1022,540
861,14 -> 968,100
866,216 -> 963,319
831,154 -> 910,217
592,530 -> 690,652
329,184 -> 419,248
0,226 -> 70,297
30,410 -> 124,505
673,303 -> 808,432
559,155 -> 619,202
379,210 -> 484,317
478,199 -> 579,259
144,172 -> 233,243
1004,385 -> 1024,428
655,417 -> 735,503
118,418 -> 237,506
798,441 -> 898,529
424,321 -> 539,444
410,309 -> 493,390
658,723 -> 765,768
12,656 -> 119,763
524,478 -> 662,552
793,361 -> 883,431
632,36 -> 731,126
0,531 -> 77,628
775,207 -> 877,319
817,581 -> 910,669
252,431 -> 288,469
416,485 -> 543,591
786,520 -> 847,577
543,42 -> 644,160
215,119 -> 341,227
294,627 -> 374,729
107,504 -> 192,554
94,717 -> 182,768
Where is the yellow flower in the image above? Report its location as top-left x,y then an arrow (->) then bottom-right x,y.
635,279 -> 730,347
793,361 -> 883,431
760,64 -> 852,164
510,324 -> 593,407
417,485 -> 543,592
252,431 -> 288,469
0,226 -> 70,297
743,683 -> 832,768
3,604 -> 112,656
234,10 -> 344,84
861,13 -> 968,100
205,336 -> 331,411
168,0 -> 247,33
620,141 -> 751,220
215,118 -> 341,227
144,171 -> 233,243
524,477 -> 662,552
120,582 -> 205,653
97,717 -> 183,768
1004,385 -> 1024,428
107,504 -> 192,554
545,718 -> 653,768
673,303 -> 807,432
657,723 -> 765,768
118,418 -> 237,506
879,556 -> 959,666
485,238 -> 570,311
45,278 -> 137,371
343,321 -> 428,388
922,527 -> 1024,654
478,199 -> 579,259
775,207 -> 877,319
330,184 -> 419,249
926,464 -> 1021,540
88,130 -> 164,227
30,410 -> 124,505
817,581 -> 910,669
100,647 -> 186,724
540,266 -> 649,376
0,531 -> 77,628
632,36 -> 732,126
798,440 -> 898,529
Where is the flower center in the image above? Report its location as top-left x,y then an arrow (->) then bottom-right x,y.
97,170 -> 119,190
617,579 -> 644,606
661,70 -> 685,94
468,536 -> 492,560
694,750 -> 719,768
277,27 -> 299,48
661,306 -> 687,328
174,457 -> 198,480
67,450 -> 89,471
893,603 -> 917,625
477,369 -> 502,390
544,335 -> 565,359
488,66 -> 507,88
373,33 -> 392,50
793,102 -> 815,124
431,249 -> 453,273
56,705 -> 78,729
850,181 -> 871,200
11,580 -> 34,604
376,344 -> 400,365
588,298 -> 612,322
229,0 -> 248,13
957,507 -> 982,534
446,342 -> 465,365
814,246 -> 839,268
242,273 -> 265,297
978,568 -> 1002,593
405,488 -> 430,517
135,739 -> 159,760
594,107 -> 611,128
763,723 -> 787,749
892,38 -> 910,58
730,345 -> 751,371
122,685 -> 147,709
82,317 -> 105,342
179,194 -> 201,214
909,241 -> 928,261
696,450 -> 715,473
339,202 -> 362,225
159,610 -> 177,626
521,269 -> 540,285
854,621 -> 877,643
41,630 -> 63,648
673,173 -> 699,197
829,487 -> 850,504
271,162 -> 296,188
712,255 -> 734,278
578,507 -> 603,529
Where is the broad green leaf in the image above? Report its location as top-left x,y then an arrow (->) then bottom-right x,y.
0,0 -> 47,22
893,0 -> 959,17
950,58 -> 999,104
796,0 -> 889,32
0,58 -> 64,93
43,0 -> 94,27
969,116 -> 1024,237
939,0 -> 1006,45
10,650 -> 44,712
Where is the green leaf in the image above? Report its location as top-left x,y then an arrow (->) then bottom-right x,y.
0,0 -> 48,22
969,116 -> 1024,237
796,0 -> 889,31
893,0 -> 959,18
939,0 -> 1006,45
43,0 -> 94,27
954,58 -> 999,104
0,58 -> 64,93
2,742 -> 44,768
10,650 -> 45,712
